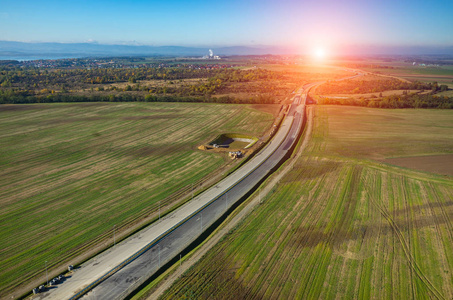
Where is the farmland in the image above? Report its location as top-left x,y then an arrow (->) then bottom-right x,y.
0,102 -> 277,297
321,106 -> 453,161
314,58 -> 453,109
160,105 -> 453,299
338,59 -> 453,88
314,74 -> 418,95
366,65 -> 453,88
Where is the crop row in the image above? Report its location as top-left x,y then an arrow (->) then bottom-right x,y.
0,102 -> 275,297
161,106 -> 453,299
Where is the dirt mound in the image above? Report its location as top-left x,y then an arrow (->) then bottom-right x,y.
208,133 -> 258,149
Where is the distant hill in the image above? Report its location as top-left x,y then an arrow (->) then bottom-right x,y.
2,41 -> 452,60
0,41 -> 293,59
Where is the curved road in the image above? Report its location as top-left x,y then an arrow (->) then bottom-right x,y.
35,84 -> 313,300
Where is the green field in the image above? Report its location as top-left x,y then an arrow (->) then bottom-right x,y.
0,102 -> 276,297
364,64 -> 453,87
161,106 -> 453,299
321,106 -> 453,160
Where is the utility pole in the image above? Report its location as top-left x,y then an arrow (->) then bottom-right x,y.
159,200 -> 161,221
113,225 -> 116,246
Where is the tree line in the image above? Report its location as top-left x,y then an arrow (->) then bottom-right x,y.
0,66 -> 282,89
316,93 -> 453,109
316,77 -> 446,95
0,92 -> 277,105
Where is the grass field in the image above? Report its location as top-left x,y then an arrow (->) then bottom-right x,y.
161,105 -> 453,299
0,102 -> 276,297
364,64 -> 453,87
322,106 -> 453,160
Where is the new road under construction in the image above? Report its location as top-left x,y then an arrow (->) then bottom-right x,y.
34,84 -> 314,300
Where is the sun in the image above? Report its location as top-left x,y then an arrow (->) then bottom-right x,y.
313,47 -> 326,59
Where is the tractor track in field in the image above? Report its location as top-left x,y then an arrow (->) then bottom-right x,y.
423,183 -> 453,297
1,103 -> 276,299
152,92 -> 453,299
365,180 -> 446,300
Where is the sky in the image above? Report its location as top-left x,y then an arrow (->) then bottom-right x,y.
1,0 -> 453,54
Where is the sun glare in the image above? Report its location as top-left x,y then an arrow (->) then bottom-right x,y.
314,47 -> 326,59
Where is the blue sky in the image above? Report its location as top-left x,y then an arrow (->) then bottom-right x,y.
1,0 -> 452,51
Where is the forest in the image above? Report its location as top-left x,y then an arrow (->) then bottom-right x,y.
0,66 -> 290,104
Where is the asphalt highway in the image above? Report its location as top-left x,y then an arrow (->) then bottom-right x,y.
35,86 -> 310,300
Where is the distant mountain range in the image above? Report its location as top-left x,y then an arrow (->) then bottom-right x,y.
0,41 -> 293,59
1,41 -> 452,60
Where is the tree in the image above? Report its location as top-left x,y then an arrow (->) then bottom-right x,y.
431,82 -> 438,92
